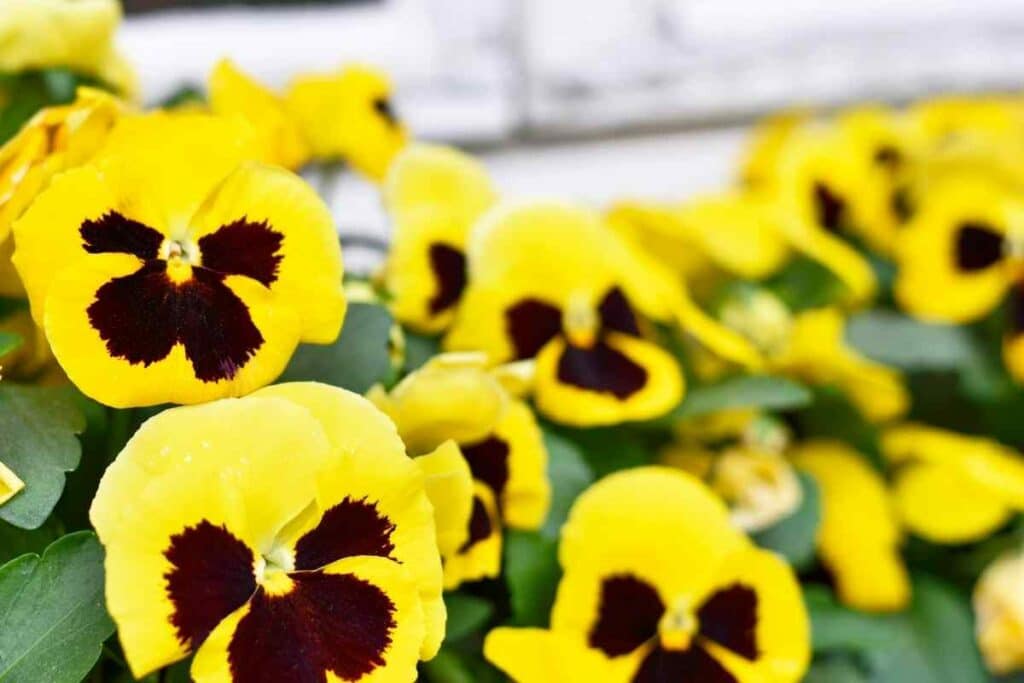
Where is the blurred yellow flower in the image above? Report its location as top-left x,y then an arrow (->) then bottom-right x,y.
12,112 -> 345,407
286,64 -> 408,182
90,383 -> 444,680
486,467 -> 810,683
974,549 -> 1024,675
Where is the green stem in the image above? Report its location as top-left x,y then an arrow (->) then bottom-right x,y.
105,407 -> 134,461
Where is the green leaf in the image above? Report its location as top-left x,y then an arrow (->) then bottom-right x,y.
402,330 -> 441,374
503,531 -> 560,628
0,385 -> 85,529
280,302 -> 393,394
766,257 -> 847,311
846,311 -> 979,371
0,532 -> 114,683
0,333 -> 21,357
804,655 -> 869,683
0,518 -> 61,566
789,388 -> 882,469
752,472 -> 820,571
675,375 -> 812,419
540,430 -> 593,540
444,593 -> 493,642
806,577 -> 990,683
421,648 -> 476,683
553,426 -> 654,479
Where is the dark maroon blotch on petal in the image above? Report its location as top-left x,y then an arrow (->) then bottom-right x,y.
589,574 -> 664,657
228,572 -> 396,683
460,436 -> 510,503
813,182 -> 846,233
557,341 -> 647,399
80,211 -> 164,260
197,219 -> 284,287
631,645 -> 738,683
458,495 -> 494,553
294,497 -> 396,571
955,222 -> 1004,272
598,287 -> 640,336
505,299 -> 563,360
427,243 -> 467,315
164,520 -> 257,650
697,583 -> 759,660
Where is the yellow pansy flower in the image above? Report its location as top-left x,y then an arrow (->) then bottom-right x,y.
12,112 -> 345,407
486,467 -> 810,683
0,87 -> 123,295
739,110 -> 809,189
286,64 -> 408,182
208,59 -> 311,171
793,441 -> 910,612
445,201 -> 684,426
881,424 -> 1024,544
381,144 -> 497,333
974,549 -> 1024,675
371,351 -> 550,588
0,0 -> 136,96
90,382 -> 444,680
0,459 -> 24,506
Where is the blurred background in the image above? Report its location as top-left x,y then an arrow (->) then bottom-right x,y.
117,0 -> 1024,264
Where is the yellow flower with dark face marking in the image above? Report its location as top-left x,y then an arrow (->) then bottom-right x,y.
208,59 -> 311,171
12,112 -> 346,407
381,144 -> 497,333
286,65 -> 408,182
445,201 -> 684,426
0,87 -> 122,296
882,424 -> 1024,544
0,0 -> 136,95
793,441 -> 910,612
485,467 -> 810,683
371,352 -> 550,588
90,382 -> 444,681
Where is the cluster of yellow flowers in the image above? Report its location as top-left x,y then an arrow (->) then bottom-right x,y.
1,2 -> 1024,682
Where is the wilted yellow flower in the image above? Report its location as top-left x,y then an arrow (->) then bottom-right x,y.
882,424 -> 1024,544
0,87 -> 122,295
974,549 -> 1024,675
381,144 -> 497,332
0,0 -> 136,96
12,112 -> 345,407
286,64 -> 408,182
793,441 -> 910,612
712,447 -> 802,532
446,201 -> 684,426
485,467 -> 810,683
208,59 -> 311,171
90,383 -> 445,680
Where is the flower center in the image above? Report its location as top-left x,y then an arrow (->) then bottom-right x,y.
658,596 -> 699,651
255,544 -> 296,596
563,291 -> 599,348
161,237 -> 200,266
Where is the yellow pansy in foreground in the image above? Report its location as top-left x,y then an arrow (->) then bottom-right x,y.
446,201 -> 684,426
0,87 -> 122,295
0,0 -> 136,95
486,467 -> 810,683
286,64 -> 408,182
881,424 -> 1024,544
12,112 -> 345,407
371,352 -> 550,588
974,549 -> 1024,675
381,144 -> 497,332
208,59 -> 311,171
793,441 -> 910,612
90,382 -> 444,680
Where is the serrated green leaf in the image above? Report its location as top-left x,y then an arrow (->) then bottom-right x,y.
846,311 -> 979,370
444,593 -> 494,642
280,302 -> 393,394
0,532 -> 114,683
0,333 -> 21,357
752,472 -> 820,570
0,385 -> 85,529
675,375 -> 812,419
540,430 -> 593,540
504,531 -> 560,628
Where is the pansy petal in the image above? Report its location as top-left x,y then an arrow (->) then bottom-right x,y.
190,161 -> 345,343
43,253 -> 301,407
192,556 -> 425,683
484,628 -> 632,683
443,482 -> 503,590
793,441 -> 910,612
415,440 -> 474,558
0,460 -> 24,506
90,397 -> 331,677
534,333 -> 683,427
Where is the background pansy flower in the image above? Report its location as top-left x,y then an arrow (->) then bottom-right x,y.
12,111 -> 345,407
974,548 -> 1024,675
285,64 -> 408,182
208,59 -> 312,171
881,424 -> 1024,544
0,87 -> 122,295
487,467 -> 811,683
381,144 -> 497,333
90,382 -> 444,680
792,441 -> 911,612
446,201 -> 684,426
442,481 -> 503,589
